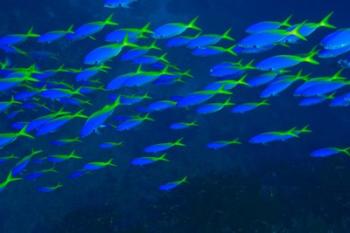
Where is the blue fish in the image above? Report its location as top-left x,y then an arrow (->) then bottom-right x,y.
186,28 -> 234,48
153,17 -> 201,39
104,0 -> 138,8
246,16 -> 292,34
207,138 -> 241,150
159,176 -> 188,191
38,25 -> 74,43
310,147 -> 350,158
131,153 -> 169,166
144,138 -> 185,154
67,15 -> 117,41
81,96 -> 121,138
84,36 -> 137,65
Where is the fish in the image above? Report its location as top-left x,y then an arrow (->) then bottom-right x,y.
0,27 -> 39,46
283,12 -> 335,44
75,64 -> 110,82
116,114 -> 154,131
196,98 -> 234,115
0,154 -> 18,165
204,75 -> 249,91
169,121 -> 198,130
105,23 -> 152,43
104,0 -> 138,8
67,15 -> 118,41
246,15 -> 292,34
192,45 -> 236,57
146,100 -> 177,112
166,34 -> 201,48
177,87 -> 232,108
144,138 -> 185,154
25,167 -> 58,181
321,28 -> 350,50
38,25 -> 74,43
238,23 -> 306,49
298,94 -> 334,107
12,149 -> 43,177
0,126 -> 34,149
0,97 -> 21,113
0,171 -> 22,192
82,159 -> 117,171
47,151 -> 82,163
131,153 -> 169,166
81,96 -> 121,138
207,138 -> 241,150
256,47 -> 319,71
99,141 -> 123,149
84,36 -> 137,65
159,176 -> 188,191
231,99 -> 269,113
119,93 -> 152,105
310,147 -> 350,158
120,41 -> 160,61
249,125 -> 311,144
153,17 -> 201,39
210,60 -> 255,78
37,183 -> 63,193
36,110 -> 87,136
330,92 -> 350,107
186,28 -> 234,48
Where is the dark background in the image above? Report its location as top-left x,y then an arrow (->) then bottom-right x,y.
0,0 -> 350,233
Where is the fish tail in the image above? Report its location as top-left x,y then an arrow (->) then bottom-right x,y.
226,45 -> 237,56
70,151 -> 82,160
288,21 -> 307,41
18,125 -> 34,139
303,47 -> 319,65
113,95 -> 122,108
300,125 -> 312,134
141,22 -> 153,34
258,99 -> 270,106
149,40 -> 161,50
10,96 -> 21,105
243,59 -> 255,70
174,137 -> 186,147
223,97 -> 234,106
331,69 -> 344,80
144,113 -> 155,122
217,86 -> 232,95
7,171 -> 22,183
187,16 -> 201,31
222,28 -> 235,41
104,14 -> 118,26
188,121 -> 198,127
142,92 -> 152,100
73,109 -> 87,119
237,74 -> 250,87
159,153 -> 170,162
158,53 -> 169,64
281,15 -> 293,27
342,147 -> 350,157
121,34 -> 138,48
181,69 -> 193,78
229,138 -> 241,145
26,27 -> 40,38
319,12 -> 336,29
66,25 -> 74,34
12,46 -> 28,56
107,159 -> 117,167
179,176 -> 189,185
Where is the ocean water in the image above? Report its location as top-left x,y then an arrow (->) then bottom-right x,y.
0,0 -> 350,233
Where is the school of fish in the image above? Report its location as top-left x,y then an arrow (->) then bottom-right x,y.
0,4 -> 349,194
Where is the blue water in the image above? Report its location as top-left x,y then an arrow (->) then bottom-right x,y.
1,0 -> 350,233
